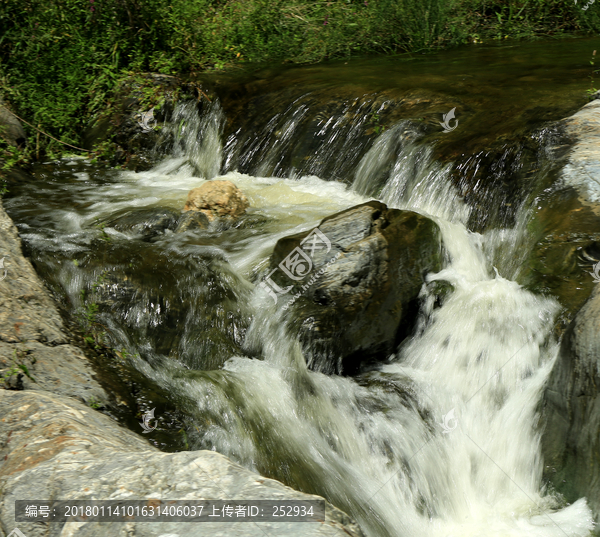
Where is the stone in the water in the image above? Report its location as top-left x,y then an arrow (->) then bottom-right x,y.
267,200 -> 443,375
174,210 -> 210,233
0,389 -> 365,537
541,284 -> 600,527
183,179 -> 249,221
107,208 -> 179,239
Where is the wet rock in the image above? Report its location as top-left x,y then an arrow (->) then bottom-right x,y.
0,97 -> 26,147
518,188 -> 600,333
175,210 -> 210,233
184,179 -> 249,222
541,284 -> 600,526
107,208 -> 180,239
267,201 -> 442,375
90,252 -> 249,371
561,98 -> 600,204
518,100 -> 600,333
207,211 -> 272,234
0,389 -> 365,537
82,74 -> 191,171
0,200 -> 108,407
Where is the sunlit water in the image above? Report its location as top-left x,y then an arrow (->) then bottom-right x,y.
5,95 -> 595,537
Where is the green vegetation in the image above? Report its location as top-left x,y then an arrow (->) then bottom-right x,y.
1,348 -> 36,388
589,48 -> 599,95
87,395 -> 103,409
0,0 -> 598,165
78,271 -> 108,348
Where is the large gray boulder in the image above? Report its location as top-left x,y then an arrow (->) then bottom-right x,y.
518,96 -> 600,334
541,284 -> 600,528
267,200 -> 443,375
0,389 -> 364,537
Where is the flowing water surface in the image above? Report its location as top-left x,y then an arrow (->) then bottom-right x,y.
5,39 -> 600,537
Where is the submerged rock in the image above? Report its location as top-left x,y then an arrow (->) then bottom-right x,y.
174,210 -> 210,233
106,208 -> 180,239
541,284 -> 600,526
184,179 -> 249,221
0,389 -> 365,537
175,207 -> 268,234
266,200 -> 443,375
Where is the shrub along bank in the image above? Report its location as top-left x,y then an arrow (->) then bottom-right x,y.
0,0 -> 598,169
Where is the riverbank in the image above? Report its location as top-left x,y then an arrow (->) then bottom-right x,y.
1,0 -> 599,171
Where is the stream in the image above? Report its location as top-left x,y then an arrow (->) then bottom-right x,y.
4,38 -> 600,536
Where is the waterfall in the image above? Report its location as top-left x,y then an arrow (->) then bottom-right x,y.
144,102 -> 594,537
161,99 -> 225,180
134,103 -> 592,537
6,98 -> 595,537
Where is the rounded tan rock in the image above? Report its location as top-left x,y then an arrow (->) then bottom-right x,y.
183,180 -> 249,221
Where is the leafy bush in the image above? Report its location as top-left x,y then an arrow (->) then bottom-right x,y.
0,0 -> 597,161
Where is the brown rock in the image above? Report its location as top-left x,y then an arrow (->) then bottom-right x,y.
183,180 -> 249,221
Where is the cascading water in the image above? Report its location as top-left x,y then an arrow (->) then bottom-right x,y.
4,94 -> 595,537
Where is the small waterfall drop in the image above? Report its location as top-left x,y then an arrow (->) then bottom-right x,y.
137,102 -> 594,537
5,96 -> 595,537
164,99 -> 225,180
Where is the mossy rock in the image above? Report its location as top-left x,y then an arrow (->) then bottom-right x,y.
518,187 -> 600,334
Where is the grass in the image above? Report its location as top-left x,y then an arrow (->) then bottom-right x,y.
1,348 -> 36,388
0,0 -> 598,167
87,395 -> 103,409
